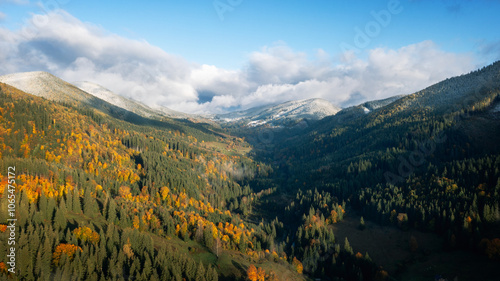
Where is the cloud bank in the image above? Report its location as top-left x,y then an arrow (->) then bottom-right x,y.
0,10 -> 478,113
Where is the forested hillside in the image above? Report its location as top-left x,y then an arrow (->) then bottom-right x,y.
0,80 -> 383,281
257,61 -> 500,279
1,61 -> 500,281
0,82 -> 293,281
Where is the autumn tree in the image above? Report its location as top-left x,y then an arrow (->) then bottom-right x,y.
256,267 -> 265,281
247,264 -> 257,281
123,238 -> 134,259
52,244 -> 82,266
73,226 -> 100,244
292,257 -> 303,274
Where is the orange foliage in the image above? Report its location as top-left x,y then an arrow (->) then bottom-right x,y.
133,216 -> 140,230
247,264 -> 258,281
0,224 -> 7,233
123,238 -> 134,259
52,244 -> 82,266
13,174 -> 72,203
119,186 -> 132,199
256,267 -> 265,281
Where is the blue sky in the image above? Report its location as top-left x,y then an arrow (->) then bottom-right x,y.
0,0 -> 499,113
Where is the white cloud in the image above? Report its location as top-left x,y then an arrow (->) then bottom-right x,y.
0,9 -> 478,114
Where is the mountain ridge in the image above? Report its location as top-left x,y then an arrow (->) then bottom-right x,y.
72,81 -> 193,120
212,98 -> 342,128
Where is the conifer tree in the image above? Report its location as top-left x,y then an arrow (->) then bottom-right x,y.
73,189 -> 82,214
83,188 -> 98,217
54,208 -> 67,230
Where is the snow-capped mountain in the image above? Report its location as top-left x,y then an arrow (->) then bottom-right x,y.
73,81 -> 192,119
212,98 -> 341,127
0,71 -> 97,104
0,71 -> 195,121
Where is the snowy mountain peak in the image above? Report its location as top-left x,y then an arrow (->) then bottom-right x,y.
73,81 -> 193,119
73,81 -> 158,118
0,71 -> 94,103
213,98 -> 341,127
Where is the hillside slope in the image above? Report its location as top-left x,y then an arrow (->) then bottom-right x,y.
0,81 -> 305,281
263,61 -> 500,278
73,81 -> 193,119
213,98 -> 341,127
0,71 -> 97,104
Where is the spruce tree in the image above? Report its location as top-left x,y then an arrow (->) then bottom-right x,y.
106,199 -> 117,223
83,187 -> 98,217
54,208 -> 67,230
359,216 -> 366,230
73,188 -> 82,214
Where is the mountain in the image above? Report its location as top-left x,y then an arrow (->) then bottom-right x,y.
362,94 -> 406,111
0,81 -> 307,281
0,71 -> 201,122
212,98 -> 341,128
330,95 -> 406,124
0,71 -> 98,104
1,62 -> 500,281
264,62 -> 500,278
73,81 -> 193,120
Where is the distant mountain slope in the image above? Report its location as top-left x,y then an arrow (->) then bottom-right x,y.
213,98 -> 341,127
331,95 -> 406,124
0,71 -> 198,121
73,81 -> 192,119
0,71 -> 97,104
390,62 -> 500,115
362,94 -> 406,111
276,60 -> 500,193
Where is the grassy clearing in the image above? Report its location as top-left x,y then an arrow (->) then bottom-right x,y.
332,212 -> 499,280
202,141 -> 252,156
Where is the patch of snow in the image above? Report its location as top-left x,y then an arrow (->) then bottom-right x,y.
0,71 -> 94,103
212,98 -> 342,127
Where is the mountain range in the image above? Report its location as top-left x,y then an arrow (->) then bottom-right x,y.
0,61 -> 499,281
0,71 -> 402,128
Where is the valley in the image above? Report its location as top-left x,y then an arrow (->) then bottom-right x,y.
0,61 -> 500,281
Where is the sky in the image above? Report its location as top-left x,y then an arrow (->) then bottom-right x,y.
0,0 -> 499,114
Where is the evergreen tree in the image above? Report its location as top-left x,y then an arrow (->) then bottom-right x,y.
54,208 -> 67,230
73,188 -> 82,214
195,261 -> 206,281
83,188 -> 98,217
344,237 -> 353,254
106,199 -> 117,223
359,216 -> 366,230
